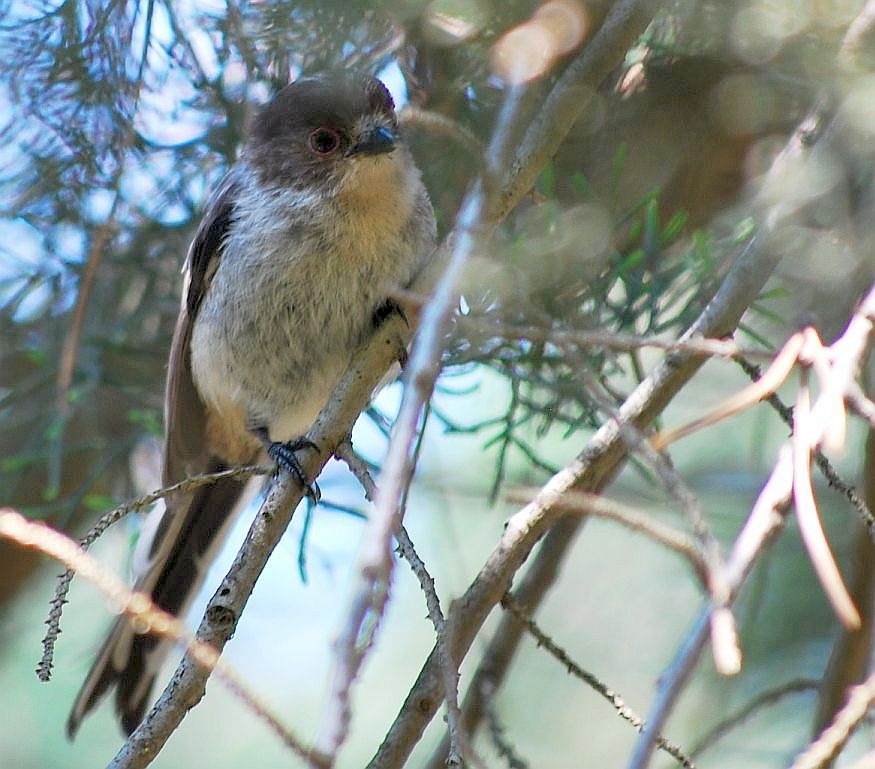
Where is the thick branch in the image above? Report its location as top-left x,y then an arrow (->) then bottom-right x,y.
108,314 -> 411,769
374,231 -> 784,769
429,76 -> 837,769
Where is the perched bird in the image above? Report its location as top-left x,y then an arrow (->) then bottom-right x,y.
67,71 -> 436,737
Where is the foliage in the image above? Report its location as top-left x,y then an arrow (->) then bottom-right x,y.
2,1 -> 875,768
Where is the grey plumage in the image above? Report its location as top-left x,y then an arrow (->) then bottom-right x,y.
67,71 -> 435,737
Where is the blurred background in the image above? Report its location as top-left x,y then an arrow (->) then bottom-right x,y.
1,0 -> 875,767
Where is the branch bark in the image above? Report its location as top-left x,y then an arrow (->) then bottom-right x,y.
379,230 -> 785,769
426,74 -> 839,769
108,314 -> 411,769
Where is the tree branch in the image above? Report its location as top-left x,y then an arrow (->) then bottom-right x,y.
501,593 -> 695,769
489,0 -> 653,225
429,71 -> 838,769
626,446 -> 795,769
381,226 -> 785,769
108,314 -> 412,769
1,509 -> 311,761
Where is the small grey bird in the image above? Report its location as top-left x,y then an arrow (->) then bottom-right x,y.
67,71 -> 436,737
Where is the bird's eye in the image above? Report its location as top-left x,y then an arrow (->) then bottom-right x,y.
308,127 -> 342,156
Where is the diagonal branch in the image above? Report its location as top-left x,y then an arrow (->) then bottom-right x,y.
107,313 -> 413,769
489,0 -> 653,225
1,509 -> 312,762
429,69 -> 838,769
387,227 -> 785,769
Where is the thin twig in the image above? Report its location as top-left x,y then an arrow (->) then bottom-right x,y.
483,687 -> 530,769
688,679 -> 818,757
394,525 -> 466,766
554,339 -> 738,674
736,357 -> 874,531
626,424 -> 739,674
338,437 -> 467,763
651,331 -> 805,450
1,509 -> 313,762
501,594 -> 695,769
505,487 -> 706,576
337,411 -> 468,764
457,316 -> 774,361
109,311 -> 412,769
37,464 -> 272,681
788,674 -> 875,769
335,439 -> 377,501
399,106 -> 482,159
626,446 -> 795,769
490,0 -> 651,225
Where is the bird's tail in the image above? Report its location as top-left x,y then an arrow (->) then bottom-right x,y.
67,466 -> 250,737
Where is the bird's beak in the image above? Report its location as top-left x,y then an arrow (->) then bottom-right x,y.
349,125 -> 396,157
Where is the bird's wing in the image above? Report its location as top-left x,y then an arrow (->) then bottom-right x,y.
67,170 -> 247,739
163,170 -> 240,488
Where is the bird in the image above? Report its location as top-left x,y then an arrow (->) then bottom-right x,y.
67,71 -> 436,737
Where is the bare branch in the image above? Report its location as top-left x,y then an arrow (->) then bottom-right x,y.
735,357 -> 874,530
624,426 -> 738,674
399,106 -> 482,160
689,680 -> 818,758
335,439 -> 378,501
505,487 -> 705,574
394,525 -> 465,767
501,593 -> 695,769
37,464 -> 272,682
336,434 -> 468,764
381,223 -> 787,769
108,312 -> 412,769
651,330 -> 806,450
456,317 -> 775,361
0,509 -> 312,761
626,446 -> 795,769
489,0 -> 652,225
789,673 -> 875,769
652,289 -> 875,636
483,692 -> 530,769
846,382 -> 875,428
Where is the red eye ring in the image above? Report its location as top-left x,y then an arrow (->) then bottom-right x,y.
308,127 -> 342,156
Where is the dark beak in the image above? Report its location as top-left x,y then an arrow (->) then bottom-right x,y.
349,125 -> 396,157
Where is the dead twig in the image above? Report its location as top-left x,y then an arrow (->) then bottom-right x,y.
501,593 -> 695,768
788,673 -> 875,769
2,508 -> 313,763
37,464 -> 271,681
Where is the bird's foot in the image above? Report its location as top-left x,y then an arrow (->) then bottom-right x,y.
265,436 -> 321,504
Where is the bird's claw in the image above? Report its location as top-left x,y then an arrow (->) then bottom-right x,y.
267,438 -> 321,504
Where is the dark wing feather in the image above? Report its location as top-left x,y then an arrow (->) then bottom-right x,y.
67,170 -> 243,739
163,170 -> 239,486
